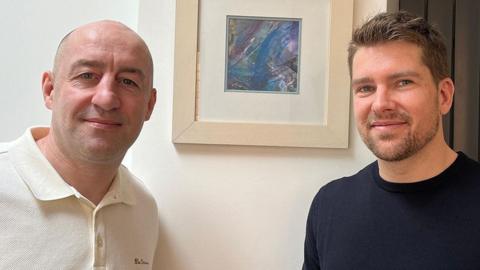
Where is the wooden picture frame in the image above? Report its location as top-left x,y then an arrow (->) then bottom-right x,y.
172,0 -> 353,148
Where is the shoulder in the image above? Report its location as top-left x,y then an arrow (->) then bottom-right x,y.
305,162 -> 377,241
451,152 -> 480,182
316,162 -> 378,200
458,152 -> 480,171
117,166 -> 159,239
0,143 -> 10,153
0,142 -> 13,155
312,162 -> 376,205
118,165 -> 158,212
0,142 -> 14,168
451,152 -> 480,189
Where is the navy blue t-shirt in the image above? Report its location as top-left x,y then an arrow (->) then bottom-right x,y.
303,152 -> 480,270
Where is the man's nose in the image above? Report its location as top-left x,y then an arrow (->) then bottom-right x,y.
371,86 -> 395,114
91,77 -> 121,111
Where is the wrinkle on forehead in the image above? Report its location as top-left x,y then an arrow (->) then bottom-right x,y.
52,20 -> 153,83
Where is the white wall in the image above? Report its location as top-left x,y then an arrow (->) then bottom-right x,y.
1,0 -> 393,269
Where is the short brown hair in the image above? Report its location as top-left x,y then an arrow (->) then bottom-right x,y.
347,11 -> 449,84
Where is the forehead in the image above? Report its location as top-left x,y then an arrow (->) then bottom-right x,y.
57,23 -> 152,75
352,41 -> 426,79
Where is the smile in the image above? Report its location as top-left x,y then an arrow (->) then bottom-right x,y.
369,121 -> 407,130
84,118 -> 122,128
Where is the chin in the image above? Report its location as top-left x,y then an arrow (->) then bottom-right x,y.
372,148 -> 415,162
365,138 -> 416,162
81,145 -> 126,162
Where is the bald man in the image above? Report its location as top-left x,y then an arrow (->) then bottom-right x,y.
0,21 -> 158,269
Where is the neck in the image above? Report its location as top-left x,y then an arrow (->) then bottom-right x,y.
36,133 -> 121,205
378,133 -> 457,183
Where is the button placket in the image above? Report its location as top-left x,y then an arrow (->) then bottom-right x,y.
93,209 -> 106,267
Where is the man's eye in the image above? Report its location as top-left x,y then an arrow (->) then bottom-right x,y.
398,80 -> 413,87
121,78 -> 138,87
80,73 -> 94,80
355,85 -> 375,95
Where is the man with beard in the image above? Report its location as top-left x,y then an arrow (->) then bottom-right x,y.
303,11 -> 480,270
0,21 -> 158,269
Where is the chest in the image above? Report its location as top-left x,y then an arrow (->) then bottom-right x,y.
318,188 -> 480,269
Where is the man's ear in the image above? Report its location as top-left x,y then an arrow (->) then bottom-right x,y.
144,88 -> 157,121
42,71 -> 55,110
438,77 -> 455,115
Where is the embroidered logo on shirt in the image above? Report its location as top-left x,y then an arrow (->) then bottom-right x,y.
134,258 -> 149,265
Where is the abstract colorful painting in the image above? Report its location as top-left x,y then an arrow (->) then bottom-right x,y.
225,16 -> 301,93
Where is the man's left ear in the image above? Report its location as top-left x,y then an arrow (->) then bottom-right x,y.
42,71 -> 55,110
438,78 -> 455,115
145,88 -> 157,121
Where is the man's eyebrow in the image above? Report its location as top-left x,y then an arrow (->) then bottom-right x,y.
387,71 -> 421,80
351,77 -> 374,86
67,60 -> 146,80
118,67 -> 146,80
68,59 -> 105,75
351,71 -> 422,86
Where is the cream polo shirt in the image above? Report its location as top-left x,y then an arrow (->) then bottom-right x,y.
0,127 -> 159,270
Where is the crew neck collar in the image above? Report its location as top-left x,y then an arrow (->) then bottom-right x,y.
372,152 -> 466,193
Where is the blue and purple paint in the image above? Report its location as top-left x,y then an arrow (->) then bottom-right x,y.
225,16 -> 301,93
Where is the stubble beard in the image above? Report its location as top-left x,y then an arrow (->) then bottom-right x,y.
360,111 -> 440,162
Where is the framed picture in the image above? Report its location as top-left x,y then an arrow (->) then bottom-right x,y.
225,16 -> 302,94
172,0 -> 353,148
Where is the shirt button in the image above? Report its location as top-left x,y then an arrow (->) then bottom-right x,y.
97,237 -> 104,248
